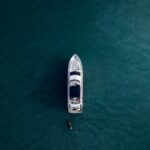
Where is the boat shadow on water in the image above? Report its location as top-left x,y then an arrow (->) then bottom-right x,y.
31,56 -> 68,111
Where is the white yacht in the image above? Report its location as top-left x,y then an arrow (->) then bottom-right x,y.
67,54 -> 83,113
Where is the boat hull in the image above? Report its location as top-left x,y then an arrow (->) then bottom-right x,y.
67,54 -> 83,113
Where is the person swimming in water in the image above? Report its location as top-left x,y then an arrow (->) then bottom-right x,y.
68,120 -> 72,130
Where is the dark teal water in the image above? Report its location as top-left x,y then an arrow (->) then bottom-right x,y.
0,0 -> 150,149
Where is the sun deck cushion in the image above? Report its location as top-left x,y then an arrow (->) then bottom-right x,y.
70,85 -> 80,97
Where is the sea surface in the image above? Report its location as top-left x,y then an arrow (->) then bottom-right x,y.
0,0 -> 150,149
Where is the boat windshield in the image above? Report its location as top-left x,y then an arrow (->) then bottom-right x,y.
70,71 -> 80,75
70,80 -> 80,86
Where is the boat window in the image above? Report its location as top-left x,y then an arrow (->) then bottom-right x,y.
70,71 -> 80,75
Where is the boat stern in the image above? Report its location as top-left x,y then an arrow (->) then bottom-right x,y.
68,103 -> 83,113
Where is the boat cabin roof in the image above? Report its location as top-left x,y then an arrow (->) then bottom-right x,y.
70,85 -> 80,98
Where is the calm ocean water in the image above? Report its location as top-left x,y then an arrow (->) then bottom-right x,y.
0,0 -> 150,149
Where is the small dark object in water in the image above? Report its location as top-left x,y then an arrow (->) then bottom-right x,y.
68,121 -> 72,130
